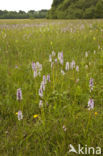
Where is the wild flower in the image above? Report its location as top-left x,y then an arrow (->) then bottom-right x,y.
76,65 -> 79,72
33,114 -> 39,118
47,74 -> 50,82
70,60 -> 75,69
55,58 -> 57,63
39,87 -> 43,97
40,81 -> 45,91
52,51 -> 56,57
39,100 -> 43,108
32,61 -> 42,78
88,98 -> 94,110
94,50 -> 96,54
61,70 -> 65,75
32,62 -> 36,70
43,75 -> 47,85
65,62 -> 69,71
15,65 -> 18,69
36,62 -> 42,71
17,110 -> 23,120
95,112 -> 98,116
49,55 -> 52,62
89,78 -> 94,92
85,51 -> 88,57
39,75 -> 50,98
51,62 -> 54,68
17,88 -> 22,101
98,45 -> 100,49
58,52 -> 63,65
33,69 -> 38,78
85,65 -> 88,69
63,125 -> 67,131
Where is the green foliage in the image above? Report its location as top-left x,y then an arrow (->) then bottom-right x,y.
0,10 -> 48,19
48,0 -> 103,19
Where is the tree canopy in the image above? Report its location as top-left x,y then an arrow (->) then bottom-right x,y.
47,0 -> 103,19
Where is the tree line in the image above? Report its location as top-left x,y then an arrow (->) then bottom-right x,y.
47,0 -> 103,19
0,0 -> 103,19
0,10 -> 48,19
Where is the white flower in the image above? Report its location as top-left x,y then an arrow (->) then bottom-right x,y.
61,70 -> 65,75
98,45 -> 100,49
49,55 -> 52,62
85,51 -> 88,57
36,62 -> 42,71
65,62 -> 69,71
85,65 -> 88,69
52,51 -> 56,57
63,125 -> 67,131
94,50 -> 96,54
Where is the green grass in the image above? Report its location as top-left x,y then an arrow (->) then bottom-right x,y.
0,19 -> 103,156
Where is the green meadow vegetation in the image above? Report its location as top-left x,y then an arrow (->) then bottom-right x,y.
0,19 -> 103,155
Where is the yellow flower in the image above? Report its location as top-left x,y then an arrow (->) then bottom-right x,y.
16,112 -> 18,115
93,37 -> 96,40
95,112 -> 98,116
33,114 -> 39,118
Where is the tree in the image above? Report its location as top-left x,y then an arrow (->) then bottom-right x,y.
48,0 -> 103,19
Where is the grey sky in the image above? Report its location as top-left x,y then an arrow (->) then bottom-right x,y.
0,0 -> 53,11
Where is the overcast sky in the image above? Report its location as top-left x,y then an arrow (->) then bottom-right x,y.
0,0 -> 53,12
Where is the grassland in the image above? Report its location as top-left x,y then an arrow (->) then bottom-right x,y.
0,19 -> 103,156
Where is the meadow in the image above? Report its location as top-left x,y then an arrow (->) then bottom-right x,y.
0,19 -> 103,155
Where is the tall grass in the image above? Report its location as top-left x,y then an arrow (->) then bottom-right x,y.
0,19 -> 103,155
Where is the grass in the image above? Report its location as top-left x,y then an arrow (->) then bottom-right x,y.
0,19 -> 103,156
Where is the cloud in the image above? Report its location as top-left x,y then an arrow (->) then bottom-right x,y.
0,0 -> 53,11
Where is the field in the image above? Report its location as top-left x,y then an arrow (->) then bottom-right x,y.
0,19 -> 103,155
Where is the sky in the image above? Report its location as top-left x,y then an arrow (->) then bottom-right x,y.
0,0 -> 53,12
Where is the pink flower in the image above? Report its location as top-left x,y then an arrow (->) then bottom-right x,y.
17,110 -> 23,120
39,100 -> 43,108
89,78 -> 94,92
17,88 -> 22,101
76,65 -> 79,72
39,88 -> 43,97
70,60 -> 75,69
88,98 -> 94,110
47,74 -> 50,82
58,52 -> 63,65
